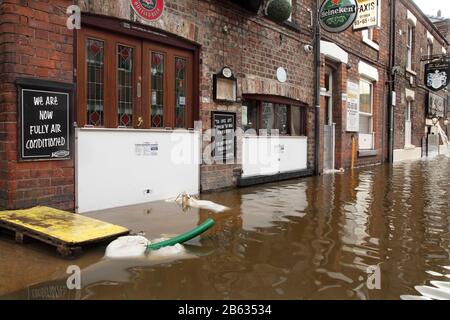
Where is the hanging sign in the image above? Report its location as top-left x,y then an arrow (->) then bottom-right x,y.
425,61 -> 450,92
19,88 -> 71,161
319,0 -> 358,33
346,81 -> 360,132
353,0 -> 380,30
428,93 -> 445,118
130,0 -> 164,22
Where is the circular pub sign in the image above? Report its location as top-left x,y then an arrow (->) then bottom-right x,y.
319,0 -> 358,33
130,0 -> 165,22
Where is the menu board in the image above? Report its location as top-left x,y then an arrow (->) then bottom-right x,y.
20,88 -> 70,160
212,112 -> 236,162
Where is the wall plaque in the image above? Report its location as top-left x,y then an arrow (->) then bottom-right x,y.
212,112 -> 236,162
17,79 -> 73,161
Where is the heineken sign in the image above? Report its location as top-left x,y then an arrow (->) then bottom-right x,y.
320,0 -> 358,33
425,61 -> 450,92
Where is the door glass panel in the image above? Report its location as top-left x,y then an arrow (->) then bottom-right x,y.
262,102 -> 274,135
151,52 -> 164,128
86,38 -> 104,126
174,57 -> 186,128
117,45 -> 133,127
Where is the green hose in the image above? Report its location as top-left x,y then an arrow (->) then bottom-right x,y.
147,218 -> 215,251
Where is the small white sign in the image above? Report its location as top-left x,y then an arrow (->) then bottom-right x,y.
353,0 -> 380,30
346,81 -> 360,132
277,67 -> 287,83
179,96 -> 186,106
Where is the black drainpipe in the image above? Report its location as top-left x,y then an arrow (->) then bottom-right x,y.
387,0 -> 396,163
314,0 -> 321,175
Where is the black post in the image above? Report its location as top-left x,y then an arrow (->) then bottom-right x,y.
387,0 -> 396,163
314,0 -> 321,175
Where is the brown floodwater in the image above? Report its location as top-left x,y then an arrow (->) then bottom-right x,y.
1,156 -> 449,300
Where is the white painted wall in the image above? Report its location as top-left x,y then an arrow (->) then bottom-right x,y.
242,136 -> 307,178
76,128 -> 200,213
393,147 -> 422,162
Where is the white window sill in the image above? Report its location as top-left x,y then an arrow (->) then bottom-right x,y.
362,37 -> 379,51
406,68 -> 417,76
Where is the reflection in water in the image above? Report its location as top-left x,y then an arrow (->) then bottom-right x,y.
0,157 -> 449,300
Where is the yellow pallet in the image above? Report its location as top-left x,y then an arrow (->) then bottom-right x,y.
0,206 -> 129,257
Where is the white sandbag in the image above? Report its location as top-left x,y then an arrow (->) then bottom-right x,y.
105,235 -> 150,259
148,238 -> 186,256
167,192 -> 230,213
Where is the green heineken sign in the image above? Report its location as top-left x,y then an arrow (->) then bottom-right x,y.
319,0 -> 358,33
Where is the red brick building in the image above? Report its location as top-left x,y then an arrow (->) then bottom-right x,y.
392,0 -> 449,162
0,0 -> 317,212
1,0 -> 449,213
318,0 -> 390,172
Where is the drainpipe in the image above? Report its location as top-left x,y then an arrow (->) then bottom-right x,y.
314,0 -> 321,175
387,0 -> 396,163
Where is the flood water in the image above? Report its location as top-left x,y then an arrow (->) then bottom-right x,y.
1,156 -> 449,300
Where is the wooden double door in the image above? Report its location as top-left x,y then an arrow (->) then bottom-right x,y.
77,28 -> 194,129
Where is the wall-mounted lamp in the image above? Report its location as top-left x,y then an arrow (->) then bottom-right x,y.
444,118 -> 450,126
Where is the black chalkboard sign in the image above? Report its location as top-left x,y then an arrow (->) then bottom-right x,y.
19,88 -> 71,160
212,111 -> 236,163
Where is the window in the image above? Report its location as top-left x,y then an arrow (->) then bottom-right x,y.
242,97 -> 307,136
406,24 -> 414,70
359,80 -> 373,135
427,41 -> 433,58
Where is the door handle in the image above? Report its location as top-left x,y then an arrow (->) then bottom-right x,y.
137,76 -> 142,98
137,116 -> 143,127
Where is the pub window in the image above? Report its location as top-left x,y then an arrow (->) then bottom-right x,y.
406,24 -> 414,71
242,98 -> 307,136
86,38 -> 104,126
359,79 -> 373,135
117,45 -> 134,127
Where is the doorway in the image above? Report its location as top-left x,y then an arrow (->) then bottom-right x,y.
76,27 -> 194,129
323,69 -> 335,171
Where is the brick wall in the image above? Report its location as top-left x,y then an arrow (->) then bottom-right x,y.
0,0 -> 74,210
78,0 -> 317,191
393,0 -> 448,151
319,0 -> 391,170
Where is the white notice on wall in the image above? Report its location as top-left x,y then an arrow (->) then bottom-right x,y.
346,81 -> 360,132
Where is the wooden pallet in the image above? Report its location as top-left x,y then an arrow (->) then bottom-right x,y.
0,206 -> 129,258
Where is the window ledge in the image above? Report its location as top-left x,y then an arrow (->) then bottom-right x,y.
358,149 -> 378,157
362,37 -> 379,51
406,68 -> 417,76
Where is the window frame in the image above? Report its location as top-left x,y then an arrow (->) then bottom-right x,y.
242,95 -> 307,137
359,78 -> 374,134
406,24 -> 414,71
